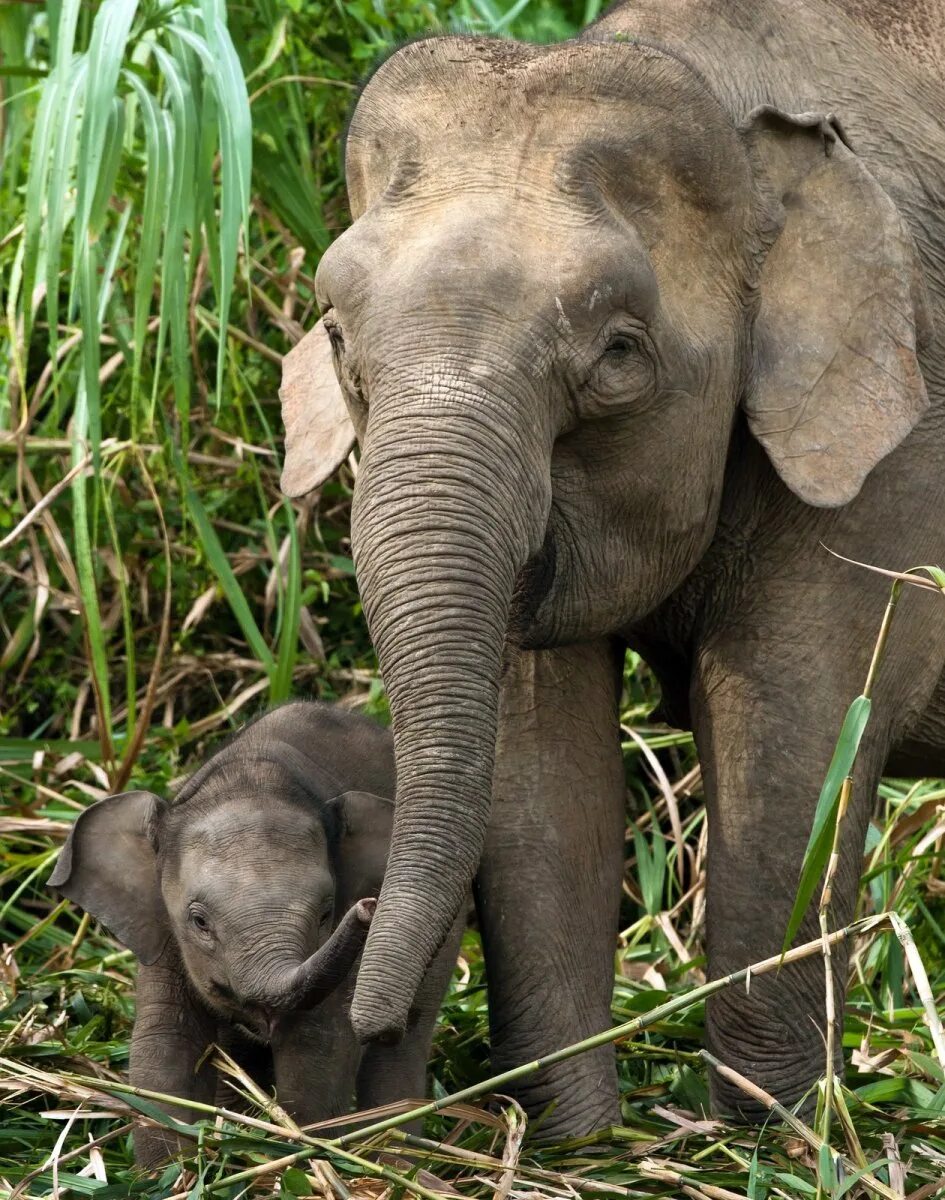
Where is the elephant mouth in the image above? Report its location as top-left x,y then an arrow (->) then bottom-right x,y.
201,985 -> 269,1040
224,1003 -> 284,1044
507,529 -> 557,648
233,1017 -> 271,1044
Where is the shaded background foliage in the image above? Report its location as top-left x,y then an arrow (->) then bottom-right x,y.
1,2 -> 945,1197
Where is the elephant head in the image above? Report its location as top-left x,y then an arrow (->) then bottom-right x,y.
49,771 -> 393,1038
281,37 -> 930,1042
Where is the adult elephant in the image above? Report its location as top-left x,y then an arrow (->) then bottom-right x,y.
280,0 -> 945,1132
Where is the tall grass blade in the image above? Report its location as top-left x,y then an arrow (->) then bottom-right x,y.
70,379 -> 113,754
43,56 -> 87,372
782,695 -> 872,954
123,72 -> 169,433
170,14 -> 251,404
271,504 -> 302,702
169,439 -> 274,673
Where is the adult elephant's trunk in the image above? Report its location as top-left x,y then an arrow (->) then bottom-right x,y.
349,378 -> 550,1042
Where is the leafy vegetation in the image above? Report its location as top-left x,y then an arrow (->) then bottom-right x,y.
2,1 -> 945,1196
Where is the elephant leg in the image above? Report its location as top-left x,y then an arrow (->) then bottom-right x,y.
356,906 -> 467,1115
475,638 -> 626,1140
270,985 -> 361,1126
887,661 -> 945,776
130,947 -> 218,1167
692,619 -> 892,1120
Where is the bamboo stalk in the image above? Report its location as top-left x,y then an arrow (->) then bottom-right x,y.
327,915 -> 890,1149
13,914 -> 889,1195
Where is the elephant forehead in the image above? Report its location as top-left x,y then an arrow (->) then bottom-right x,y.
165,850 -> 334,923
173,801 -> 327,860
347,35 -> 750,221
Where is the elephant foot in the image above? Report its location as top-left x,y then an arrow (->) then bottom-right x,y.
494,1045 -> 620,1141
133,1126 -> 194,1170
706,987 -> 835,1124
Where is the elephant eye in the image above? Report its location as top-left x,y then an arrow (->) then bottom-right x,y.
323,312 -> 345,355
189,905 -> 212,935
582,323 -> 656,414
602,333 -> 640,360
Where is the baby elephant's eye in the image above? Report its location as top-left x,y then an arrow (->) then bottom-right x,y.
189,906 -> 211,934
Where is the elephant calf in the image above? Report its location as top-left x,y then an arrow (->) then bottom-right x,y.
49,702 -> 464,1167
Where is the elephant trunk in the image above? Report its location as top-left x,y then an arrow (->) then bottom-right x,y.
348,378 -> 550,1043
263,899 -> 375,1012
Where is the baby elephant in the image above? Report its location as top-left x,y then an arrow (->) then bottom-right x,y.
49,702 -> 464,1166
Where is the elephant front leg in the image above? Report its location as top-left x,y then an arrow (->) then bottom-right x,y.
476,638 -> 626,1139
692,629 -> 884,1120
270,985 -> 361,1126
130,948 -> 218,1167
356,904 -> 467,1120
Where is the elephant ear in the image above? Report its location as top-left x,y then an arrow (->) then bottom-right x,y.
743,105 -> 931,507
280,318 -> 356,499
48,790 -> 170,964
332,790 -> 393,910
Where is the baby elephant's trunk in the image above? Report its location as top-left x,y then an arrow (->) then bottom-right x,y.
266,899 -> 375,1012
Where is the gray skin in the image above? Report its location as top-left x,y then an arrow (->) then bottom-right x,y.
49,703 -> 464,1167
279,0 -> 945,1134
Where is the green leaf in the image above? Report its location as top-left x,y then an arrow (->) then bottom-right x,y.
116,1089 -> 201,1135
44,55 -> 87,368
835,1159 -> 900,1199
123,70 -> 170,432
280,1168 -> 313,1197
150,40 -> 196,423
633,807 -> 667,918
781,695 -> 872,954
74,0 -> 137,243
169,13 -> 252,404
271,501 -> 301,702
747,1149 -> 761,1200
170,439 -> 274,672
70,376 -> 112,738
816,1141 -> 836,1192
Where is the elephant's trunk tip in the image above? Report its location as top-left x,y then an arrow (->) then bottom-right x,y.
350,993 -> 407,1046
356,897 -> 377,923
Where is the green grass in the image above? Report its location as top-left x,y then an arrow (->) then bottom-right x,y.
2,1 -> 945,1196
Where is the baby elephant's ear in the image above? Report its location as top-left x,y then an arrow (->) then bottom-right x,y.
333,790 -> 394,908
48,791 -> 170,964
280,319 -> 356,499
743,106 -> 931,508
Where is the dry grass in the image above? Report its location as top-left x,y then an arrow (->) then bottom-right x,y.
2,697 -> 945,1198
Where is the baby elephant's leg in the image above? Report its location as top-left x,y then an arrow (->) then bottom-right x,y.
130,950 -> 218,1167
355,906 -> 466,1120
270,985 -> 361,1127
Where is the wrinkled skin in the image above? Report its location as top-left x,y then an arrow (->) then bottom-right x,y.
281,0 -> 945,1134
49,704 -> 464,1166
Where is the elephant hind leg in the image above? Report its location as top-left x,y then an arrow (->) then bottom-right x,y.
887,664 -> 945,776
